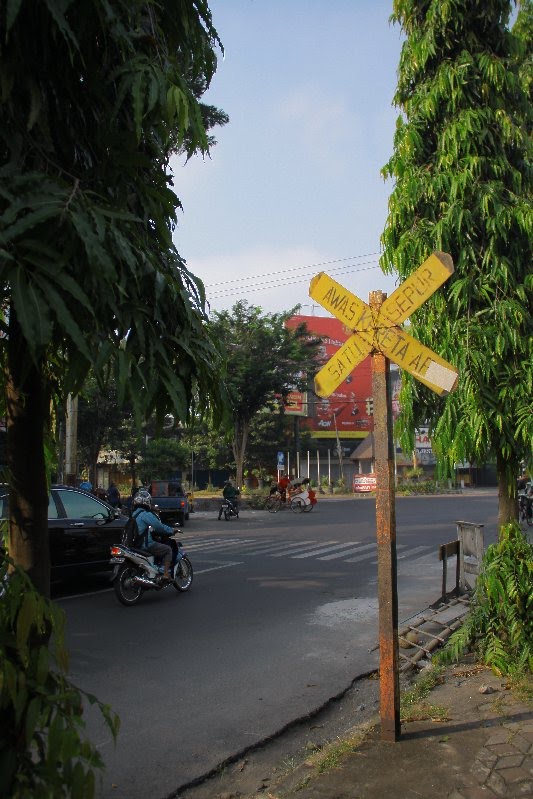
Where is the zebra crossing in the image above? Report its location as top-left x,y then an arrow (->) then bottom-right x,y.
184,536 -> 434,567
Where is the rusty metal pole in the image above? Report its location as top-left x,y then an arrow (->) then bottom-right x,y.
370,290 -> 400,742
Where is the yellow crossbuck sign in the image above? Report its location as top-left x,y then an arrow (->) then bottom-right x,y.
310,252 -> 459,397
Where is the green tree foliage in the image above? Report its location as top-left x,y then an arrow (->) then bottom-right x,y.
139,438 -> 189,483
77,378 -> 122,487
381,0 -> 532,525
0,0 -> 227,594
0,561 -> 119,797
209,302 -> 320,488
186,419 -> 233,480
246,402 -> 292,480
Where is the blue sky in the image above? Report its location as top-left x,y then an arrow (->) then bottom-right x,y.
170,1 -> 405,315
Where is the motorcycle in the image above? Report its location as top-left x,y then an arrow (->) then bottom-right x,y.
110,530 -> 193,606
218,498 -> 239,521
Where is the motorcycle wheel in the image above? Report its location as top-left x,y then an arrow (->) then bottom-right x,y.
173,556 -> 193,592
114,565 -> 143,606
303,502 -> 314,512
224,509 -> 230,520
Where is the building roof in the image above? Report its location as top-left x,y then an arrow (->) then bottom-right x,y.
349,434 -> 374,461
349,434 -> 414,467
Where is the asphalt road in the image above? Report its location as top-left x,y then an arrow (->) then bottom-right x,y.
57,490 -> 498,799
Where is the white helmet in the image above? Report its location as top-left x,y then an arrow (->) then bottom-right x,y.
132,489 -> 151,510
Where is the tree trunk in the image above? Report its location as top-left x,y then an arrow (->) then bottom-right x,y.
232,417 -> 248,490
89,454 -> 98,490
496,451 -> 518,532
6,310 -> 50,597
129,454 -> 137,491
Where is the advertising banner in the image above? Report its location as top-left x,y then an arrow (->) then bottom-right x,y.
286,315 -> 375,439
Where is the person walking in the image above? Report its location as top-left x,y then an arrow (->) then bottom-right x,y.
107,482 -> 121,508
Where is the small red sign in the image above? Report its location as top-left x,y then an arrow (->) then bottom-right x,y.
353,474 -> 377,492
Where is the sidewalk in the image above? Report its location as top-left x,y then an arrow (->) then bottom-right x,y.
274,660 -> 533,799
176,655 -> 532,799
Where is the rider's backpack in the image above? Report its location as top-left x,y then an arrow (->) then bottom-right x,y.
121,509 -> 147,548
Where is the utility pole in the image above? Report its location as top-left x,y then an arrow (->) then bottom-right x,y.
370,290 -> 400,741
64,394 -> 78,484
309,252 -> 458,743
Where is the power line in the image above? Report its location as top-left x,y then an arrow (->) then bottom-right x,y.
205,251 -> 381,289
206,255 -> 393,301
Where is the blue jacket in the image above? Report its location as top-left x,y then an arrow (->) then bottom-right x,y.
133,508 -> 174,548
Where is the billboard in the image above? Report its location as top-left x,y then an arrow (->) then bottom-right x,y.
286,315 -> 377,439
283,390 -> 308,416
414,426 -> 436,465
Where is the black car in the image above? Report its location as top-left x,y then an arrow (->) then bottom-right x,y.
0,485 -> 127,578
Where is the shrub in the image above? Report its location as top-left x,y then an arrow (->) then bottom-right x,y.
0,561 -> 119,798
242,488 -> 268,509
439,523 -> 533,675
397,479 -> 438,495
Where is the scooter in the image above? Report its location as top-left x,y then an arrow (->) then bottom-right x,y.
110,531 -> 193,605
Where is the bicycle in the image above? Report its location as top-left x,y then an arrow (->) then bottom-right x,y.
265,492 -> 283,513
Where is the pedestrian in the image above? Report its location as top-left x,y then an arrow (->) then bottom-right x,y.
107,481 -> 121,508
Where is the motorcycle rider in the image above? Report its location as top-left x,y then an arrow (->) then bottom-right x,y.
218,480 -> 240,520
131,490 -> 176,583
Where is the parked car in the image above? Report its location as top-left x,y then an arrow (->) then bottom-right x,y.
0,485 -> 127,579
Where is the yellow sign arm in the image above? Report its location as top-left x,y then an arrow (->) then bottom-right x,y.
309,272 -> 374,332
380,252 -> 454,325
314,334 -> 372,397
357,324 -> 458,396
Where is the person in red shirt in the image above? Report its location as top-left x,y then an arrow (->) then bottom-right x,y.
278,474 -> 291,501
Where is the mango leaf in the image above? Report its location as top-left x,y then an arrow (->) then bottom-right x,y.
24,696 -> 42,745
10,270 -> 51,351
32,275 -> 92,361
5,0 -> 23,33
0,204 -> 61,243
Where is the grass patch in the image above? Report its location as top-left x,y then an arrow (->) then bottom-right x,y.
302,724 -> 374,777
502,667 -> 533,704
400,665 -> 449,722
401,700 -> 449,723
